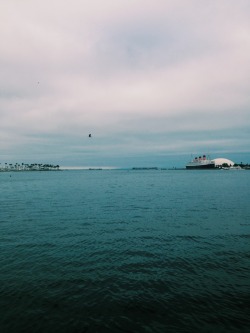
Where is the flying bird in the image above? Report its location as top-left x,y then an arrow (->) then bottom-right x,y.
89,134 -> 92,138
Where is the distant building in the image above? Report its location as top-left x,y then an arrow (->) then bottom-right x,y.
212,158 -> 235,167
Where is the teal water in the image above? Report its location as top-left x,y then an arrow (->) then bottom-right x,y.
0,169 -> 250,332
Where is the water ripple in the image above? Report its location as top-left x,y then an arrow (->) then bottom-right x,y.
1,170 -> 250,332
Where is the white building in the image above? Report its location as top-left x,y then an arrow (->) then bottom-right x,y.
212,158 -> 235,167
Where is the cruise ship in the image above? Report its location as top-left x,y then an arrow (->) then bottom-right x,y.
186,155 -> 215,169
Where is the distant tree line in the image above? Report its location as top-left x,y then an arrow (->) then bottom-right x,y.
217,162 -> 250,169
0,163 -> 60,171
234,162 -> 250,168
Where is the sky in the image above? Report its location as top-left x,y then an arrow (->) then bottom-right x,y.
1,0 -> 250,168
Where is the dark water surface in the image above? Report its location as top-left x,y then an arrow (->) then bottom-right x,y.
0,169 -> 250,332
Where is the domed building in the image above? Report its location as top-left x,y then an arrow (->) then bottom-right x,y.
212,158 -> 235,167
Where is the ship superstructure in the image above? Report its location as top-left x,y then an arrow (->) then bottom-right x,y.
186,155 -> 215,169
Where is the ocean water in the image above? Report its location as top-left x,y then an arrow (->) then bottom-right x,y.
0,169 -> 249,333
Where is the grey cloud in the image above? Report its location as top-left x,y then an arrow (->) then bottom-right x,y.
1,0 -> 250,166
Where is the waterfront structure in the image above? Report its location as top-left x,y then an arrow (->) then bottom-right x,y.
212,158 -> 235,167
0,163 -> 60,172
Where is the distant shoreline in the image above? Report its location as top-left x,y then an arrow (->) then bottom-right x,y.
1,164 -> 249,172
0,163 -> 60,172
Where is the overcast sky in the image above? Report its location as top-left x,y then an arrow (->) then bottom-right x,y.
1,0 -> 250,167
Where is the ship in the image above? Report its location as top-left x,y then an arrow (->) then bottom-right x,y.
186,155 -> 215,169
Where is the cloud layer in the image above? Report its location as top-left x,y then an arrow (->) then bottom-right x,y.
1,0 -> 250,166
